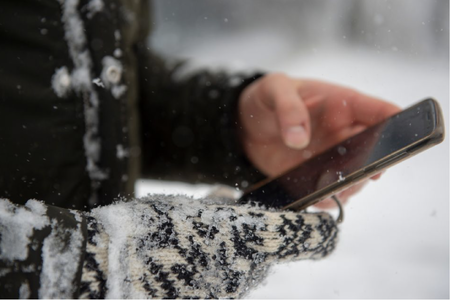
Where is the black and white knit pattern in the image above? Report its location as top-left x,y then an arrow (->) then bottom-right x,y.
79,216 -> 108,298
79,195 -> 338,299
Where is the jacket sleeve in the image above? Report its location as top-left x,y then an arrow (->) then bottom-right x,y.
0,199 -> 87,298
0,197 -> 337,299
136,1 -> 266,188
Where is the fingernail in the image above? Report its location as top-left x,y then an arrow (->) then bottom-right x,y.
284,125 -> 309,149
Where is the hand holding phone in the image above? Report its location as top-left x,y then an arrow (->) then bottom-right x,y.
239,78 -> 402,181
238,99 -> 445,212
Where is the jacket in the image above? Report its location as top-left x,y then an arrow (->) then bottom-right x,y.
0,0 -> 264,210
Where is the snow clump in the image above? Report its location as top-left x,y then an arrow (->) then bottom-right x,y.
0,199 -> 49,262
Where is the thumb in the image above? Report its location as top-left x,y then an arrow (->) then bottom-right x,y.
262,209 -> 338,261
262,75 -> 311,149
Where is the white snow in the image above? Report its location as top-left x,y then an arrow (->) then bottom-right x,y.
0,199 -> 49,262
39,210 -> 85,298
116,144 -> 128,160
91,201 -> 146,299
136,180 -> 211,199
92,77 -> 105,88
337,146 -> 347,156
59,0 -> 86,50
337,171 -> 345,182
113,48 -> 122,58
111,85 -> 127,99
58,0 -> 107,186
114,30 -> 121,42
86,0 -> 104,19
51,67 -> 71,98
71,57 -> 92,92
0,268 -> 10,277
19,282 -> 30,299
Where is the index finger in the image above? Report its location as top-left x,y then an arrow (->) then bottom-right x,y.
298,79 -> 401,127
348,93 -> 401,126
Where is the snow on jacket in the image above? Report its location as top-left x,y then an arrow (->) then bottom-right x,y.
0,0 -> 264,210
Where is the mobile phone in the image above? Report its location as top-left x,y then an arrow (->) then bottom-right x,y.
238,98 -> 445,211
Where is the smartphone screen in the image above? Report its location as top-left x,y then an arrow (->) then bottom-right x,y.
239,99 -> 443,210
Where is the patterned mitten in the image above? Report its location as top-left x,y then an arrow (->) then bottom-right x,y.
80,195 -> 338,299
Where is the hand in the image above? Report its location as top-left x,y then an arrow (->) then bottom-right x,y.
238,73 -> 400,207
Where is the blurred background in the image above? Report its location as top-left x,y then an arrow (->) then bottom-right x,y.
137,0 -> 449,298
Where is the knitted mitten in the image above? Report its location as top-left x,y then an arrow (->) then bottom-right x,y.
79,195 -> 338,299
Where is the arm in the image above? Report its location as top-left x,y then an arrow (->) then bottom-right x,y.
0,197 -> 337,298
136,1 -> 265,187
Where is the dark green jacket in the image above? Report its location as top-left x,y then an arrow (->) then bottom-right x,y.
0,0 -> 263,210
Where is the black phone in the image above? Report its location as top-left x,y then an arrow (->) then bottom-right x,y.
238,98 -> 445,211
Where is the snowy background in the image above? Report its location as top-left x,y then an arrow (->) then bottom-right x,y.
137,0 -> 449,298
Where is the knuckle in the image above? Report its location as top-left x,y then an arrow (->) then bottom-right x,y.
262,72 -> 289,87
258,73 -> 292,98
266,72 -> 289,81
